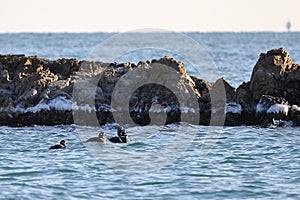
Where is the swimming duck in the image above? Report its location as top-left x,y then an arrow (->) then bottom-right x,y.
109,126 -> 130,143
86,132 -> 106,143
49,140 -> 67,150
109,135 -> 130,143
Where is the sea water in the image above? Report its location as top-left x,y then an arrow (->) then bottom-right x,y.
0,32 -> 300,199
1,125 -> 300,199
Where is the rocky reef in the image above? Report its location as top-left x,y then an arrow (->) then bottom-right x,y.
0,48 -> 300,127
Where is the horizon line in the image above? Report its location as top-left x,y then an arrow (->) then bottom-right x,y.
0,30 -> 298,34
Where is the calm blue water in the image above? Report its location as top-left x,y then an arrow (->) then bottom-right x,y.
1,125 -> 300,199
1,32 -> 300,199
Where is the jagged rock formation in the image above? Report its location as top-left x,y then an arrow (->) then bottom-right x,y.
0,48 -> 300,127
234,48 -> 300,126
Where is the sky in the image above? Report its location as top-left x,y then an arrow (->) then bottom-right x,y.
1,0 -> 299,32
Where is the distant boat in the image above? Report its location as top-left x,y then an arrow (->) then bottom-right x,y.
286,21 -> 291,32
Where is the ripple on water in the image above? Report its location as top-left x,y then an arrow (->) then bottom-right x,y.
0,125 -> 300,199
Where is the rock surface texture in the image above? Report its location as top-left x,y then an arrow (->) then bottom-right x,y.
0,48 -> 299,127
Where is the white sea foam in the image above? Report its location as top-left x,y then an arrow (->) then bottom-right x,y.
226,103 -> 242,114
180,106 -> 196,113
149,104 -> 164,113
97,104 -> 114,112
0,97 -> 96,114
256,101 -> 268,113
25,101 -> 50,113
209,103 -> 241,115
48,97 -> 73,111
267,104 -> 290,116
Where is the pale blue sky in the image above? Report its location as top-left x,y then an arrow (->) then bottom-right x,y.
1,0 -> 299,32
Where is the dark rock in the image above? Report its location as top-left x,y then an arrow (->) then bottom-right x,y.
240,107 -> 256,125
290,105 -> 300,126
255,95 -> 290,125
190,76 -> 212,102
284,64 -> 300,104
250,48 -> 300,105
235,81 -> 252,108
46,58 -> 79,78
1,48 -> 300,127
214,77 -> 236,103
156,56 -> 186,76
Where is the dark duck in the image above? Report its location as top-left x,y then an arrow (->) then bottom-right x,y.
109,126 -> 130,143
49,140 -> 67,150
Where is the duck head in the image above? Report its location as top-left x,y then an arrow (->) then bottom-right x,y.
98,132 -> 105,138
117,126 -> 126,136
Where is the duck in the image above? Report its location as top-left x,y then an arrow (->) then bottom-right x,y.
49,140 -> 67,150
117,126 -> 126,137
109,126 -> 130,143
109,135 -> 130,143
86,132 -> 106,143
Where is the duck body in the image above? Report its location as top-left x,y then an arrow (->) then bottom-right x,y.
86,137 -> 106,143
109,135 -> 130,143
86,132 -> 106,143
49,140 -> 66,150
108,126 -> 130,143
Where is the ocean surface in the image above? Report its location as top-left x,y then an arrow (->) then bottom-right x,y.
1,32 -> 300,199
